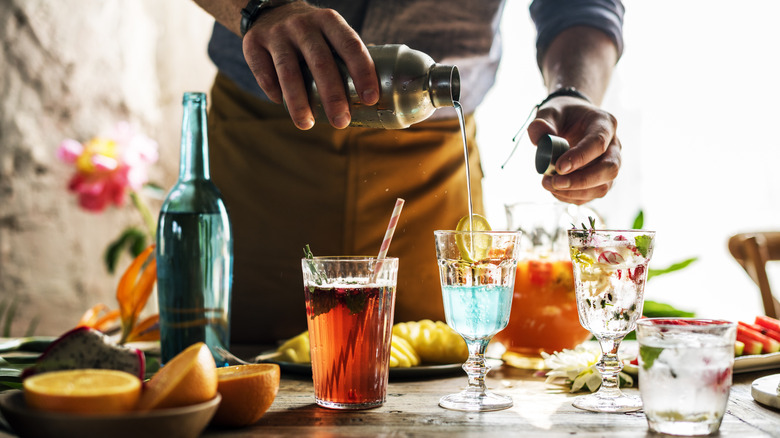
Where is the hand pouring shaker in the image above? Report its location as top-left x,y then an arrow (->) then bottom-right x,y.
302,44 -> 460,129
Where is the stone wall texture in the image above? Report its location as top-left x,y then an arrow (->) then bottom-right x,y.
0,0 -> 217,336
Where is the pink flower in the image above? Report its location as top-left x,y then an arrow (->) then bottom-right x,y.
58,123 -> 158,212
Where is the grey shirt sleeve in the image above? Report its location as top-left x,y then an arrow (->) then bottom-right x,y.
530,0 -> 625,67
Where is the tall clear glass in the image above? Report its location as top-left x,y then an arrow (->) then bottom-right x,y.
302,257 -> 398,410
434,230 -> 521,412
568,229 -> 655,413
156,92 -> 233,367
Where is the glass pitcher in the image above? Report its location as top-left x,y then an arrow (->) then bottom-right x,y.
493,202 -> 601,369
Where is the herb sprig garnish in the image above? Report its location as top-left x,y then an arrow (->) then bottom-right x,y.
570,216 -> 597,240
303,244 -> 326,290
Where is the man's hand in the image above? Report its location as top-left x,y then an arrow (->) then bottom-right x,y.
241,2 -> 379,130
528,96 -> 621,205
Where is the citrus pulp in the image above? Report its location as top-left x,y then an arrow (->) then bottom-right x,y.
23,369 -> 141,415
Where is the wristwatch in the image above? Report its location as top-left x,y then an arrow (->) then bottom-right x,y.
240,0 -> 297,37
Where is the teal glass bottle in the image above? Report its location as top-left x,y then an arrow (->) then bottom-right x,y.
156,92 -> 233,367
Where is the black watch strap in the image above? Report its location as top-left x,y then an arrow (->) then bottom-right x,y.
240,0 -> 295,37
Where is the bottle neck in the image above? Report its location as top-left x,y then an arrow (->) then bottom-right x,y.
179,92 -> 210,181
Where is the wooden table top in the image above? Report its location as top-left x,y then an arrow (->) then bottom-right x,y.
2,346 -> 779,437
200,363 -> 780,437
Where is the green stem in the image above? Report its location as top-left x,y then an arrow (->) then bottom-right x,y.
130,190 -> 156,240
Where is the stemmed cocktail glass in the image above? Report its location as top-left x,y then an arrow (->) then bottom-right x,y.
434,230 -> 521,412
568,229 -> 655,413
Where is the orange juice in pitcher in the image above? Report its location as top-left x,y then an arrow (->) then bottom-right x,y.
493,203 -> 598,368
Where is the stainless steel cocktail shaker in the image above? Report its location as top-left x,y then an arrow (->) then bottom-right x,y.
303,44 -> 460,129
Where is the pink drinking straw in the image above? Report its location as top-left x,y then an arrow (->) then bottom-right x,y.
373,198 -> 405,282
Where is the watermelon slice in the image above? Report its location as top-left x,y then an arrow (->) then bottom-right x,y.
740,321 -> 780,343
735,340 -> 745,356
737,324 -> 780,354
736,335 -> 763,355
755,315 -> 780,333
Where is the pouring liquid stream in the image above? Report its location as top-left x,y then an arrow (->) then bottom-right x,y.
453,101 -> 475,249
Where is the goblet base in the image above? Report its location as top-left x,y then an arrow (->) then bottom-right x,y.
572,392 -> 642,413
439,390 -> 513,412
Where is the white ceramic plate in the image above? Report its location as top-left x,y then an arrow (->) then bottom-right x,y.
734,352 -> 780,373
0,390 -> 220,438
623,352 -> 780,376
751,374 -> 780,409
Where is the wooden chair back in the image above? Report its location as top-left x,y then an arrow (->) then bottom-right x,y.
728,232 -> 780,318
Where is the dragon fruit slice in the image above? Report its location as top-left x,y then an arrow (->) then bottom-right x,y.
21,327 -> 145,380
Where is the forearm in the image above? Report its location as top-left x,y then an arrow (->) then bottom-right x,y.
540,26 -> 619,106
193,0 -> 246,36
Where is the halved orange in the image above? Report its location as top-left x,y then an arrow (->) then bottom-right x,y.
23,369 -> 142,415
135,342 -> 218,411
211,363 -> 280,427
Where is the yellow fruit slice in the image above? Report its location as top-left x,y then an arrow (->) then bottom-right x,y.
135,342 -> 218,411
211,364 -> 280,427
275,331 -> 310,363
455,214 -> 492,262
23,369 -> 141,415
393,320 -> 468,364
389,336 -> 421,368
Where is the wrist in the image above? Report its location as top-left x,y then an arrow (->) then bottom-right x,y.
240,0 -> 298,37
538,87 -> 592,108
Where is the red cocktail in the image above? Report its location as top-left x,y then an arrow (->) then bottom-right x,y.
301,257 -> 398,410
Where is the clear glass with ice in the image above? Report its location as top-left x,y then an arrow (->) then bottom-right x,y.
636,318 -> 737,436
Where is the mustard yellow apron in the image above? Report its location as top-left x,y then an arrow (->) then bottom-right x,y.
208,73 -> 484,344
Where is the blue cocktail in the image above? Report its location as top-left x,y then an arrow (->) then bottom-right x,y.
434,229 -> 521,412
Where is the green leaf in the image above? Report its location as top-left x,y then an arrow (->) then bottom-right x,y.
640,345 -> 664,371
0,337 -> 54,354
642,300 -> 695,318
634,235 -> 652,258
647,257 -> 698,281
104,227 -> 148,274
0,381 -> 23,390
345,290 -> 369,315
142,182 -> 166,198
632,210 -> 645,230
307,287 -> 338,320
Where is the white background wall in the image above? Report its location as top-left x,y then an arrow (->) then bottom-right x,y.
476,0 -> 780,322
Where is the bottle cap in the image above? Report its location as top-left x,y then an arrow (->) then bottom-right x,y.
535,134 -> 569,176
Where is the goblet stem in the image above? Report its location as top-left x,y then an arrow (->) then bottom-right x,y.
595,337 -> 624,398
462,338 -> 491,393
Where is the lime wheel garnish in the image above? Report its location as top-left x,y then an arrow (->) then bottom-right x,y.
455,214 -> 492,262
